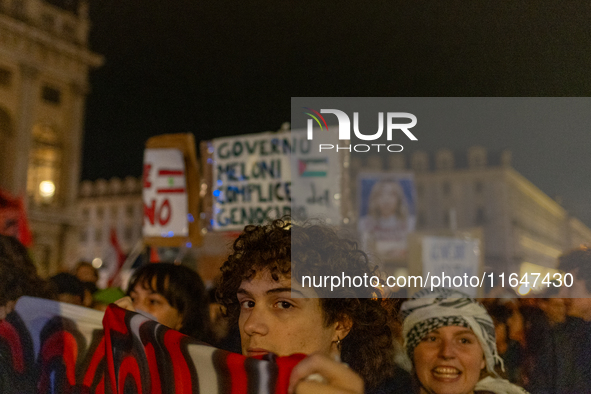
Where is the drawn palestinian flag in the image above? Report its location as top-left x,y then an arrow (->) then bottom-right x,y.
298,158 -> 328,177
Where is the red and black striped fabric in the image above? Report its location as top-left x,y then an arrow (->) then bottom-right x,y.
0,297 -> 305,394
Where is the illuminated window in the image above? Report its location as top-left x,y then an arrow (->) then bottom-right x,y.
26,124 -> 61,205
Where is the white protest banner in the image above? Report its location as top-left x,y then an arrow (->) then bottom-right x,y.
422,236 -> 481,297
211,132 -> 293,231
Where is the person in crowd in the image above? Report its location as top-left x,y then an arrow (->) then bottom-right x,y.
115,262 -> 212,342
74,261 -> 99,285
521,284 -> 577,393
503,299 -> 526,349
400,288 -> 528,394
488,303 -> 523,384
216,218 -> 411,394
92,286 -> 125,311
73,261 -> 100,308
208,286 -> 241,353
49,272 -> 85,306
81,281 -> 97,308
555,246 -> 591,391
0,234 -> 54,318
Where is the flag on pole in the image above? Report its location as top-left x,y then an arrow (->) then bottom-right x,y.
106,228 -> 126,287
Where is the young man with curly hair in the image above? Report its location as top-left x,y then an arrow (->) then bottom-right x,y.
217,218 -> 411,394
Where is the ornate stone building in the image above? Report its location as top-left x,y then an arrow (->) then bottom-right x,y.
0,0 -> 102,276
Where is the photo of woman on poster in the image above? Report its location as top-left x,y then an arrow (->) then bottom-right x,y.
358,175 -> 416,261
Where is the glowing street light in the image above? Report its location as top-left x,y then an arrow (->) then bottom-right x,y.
92,257 -> 103,269
517,283 -> 531,296
39,181 -> 55,198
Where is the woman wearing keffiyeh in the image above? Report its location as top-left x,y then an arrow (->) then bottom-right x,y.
401,288 -> 528,394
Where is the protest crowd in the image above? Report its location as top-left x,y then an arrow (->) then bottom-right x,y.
1,216 -> 591,394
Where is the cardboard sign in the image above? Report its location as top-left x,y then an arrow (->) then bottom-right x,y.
143,134 -> 201,247
143,149 -> 188,237
209,132 -> 293,231
357,172 -> 417,262
422,236 -> 481,297
289,128 -> 345,224
203,129 -> 347,231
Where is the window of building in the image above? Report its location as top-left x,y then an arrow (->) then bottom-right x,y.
41,13 -> 55,31
26,124 -> 61,205
62,22 -> 76,39
416,183 -> 424,198
0,67 -> 12,87
126,204 -> 135,218
0,109 -> 11,179
11,0 -> 25,19
475,181 -> 483,194
417,211 -> 426,229
97,207 -> 104,220
442,182 -> 451,196
475,207 -> 486,225
41,85 -> 61,105
443,211 -> 450,227
124,226 -> 133,242
95,229 -> 103,243
110,206 -> 118,219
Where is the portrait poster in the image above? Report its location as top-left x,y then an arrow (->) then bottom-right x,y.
357,172 -> 416,263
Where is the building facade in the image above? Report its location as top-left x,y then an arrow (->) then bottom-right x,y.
77,177 -> 144,271
0,0 -> 102,275
353,147 -> 591,278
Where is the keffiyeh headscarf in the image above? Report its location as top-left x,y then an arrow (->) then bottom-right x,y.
400,288 -> 504,376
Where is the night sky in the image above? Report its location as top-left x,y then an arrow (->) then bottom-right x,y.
82,1 -> 591,225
